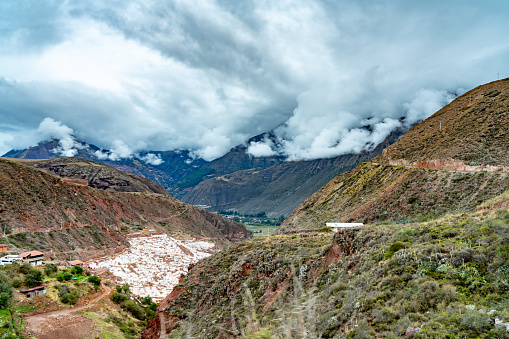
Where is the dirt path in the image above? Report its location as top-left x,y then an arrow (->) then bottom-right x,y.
23,286 -> 113,339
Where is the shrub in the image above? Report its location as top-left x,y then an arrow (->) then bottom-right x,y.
44,264 -> 58,276
111,292 -> 128,304
57,271 -> 72,282
88,275 -> 101,290
70,265 -> 84,276
19,263 -> 31,275
24,268 -> 43,287
384,241 -> 406,259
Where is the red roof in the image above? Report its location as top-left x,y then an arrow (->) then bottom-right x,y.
69,260 -> 84,266
20,286 -> 46,293
20,250 -> 44,258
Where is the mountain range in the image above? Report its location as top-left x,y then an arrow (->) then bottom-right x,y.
3,129 -> 406,217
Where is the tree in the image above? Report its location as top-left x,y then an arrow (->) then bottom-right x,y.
24,268 -> 43,288
19,263 -> 31,275
0,283 -> 12,309
71,265 -> 83,275
44,263 -> 58,276
87,275 -> 101,290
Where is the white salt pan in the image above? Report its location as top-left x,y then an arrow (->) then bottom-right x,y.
89,234 -> 214,301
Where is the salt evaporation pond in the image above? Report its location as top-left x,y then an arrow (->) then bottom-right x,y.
89,234 -> 215,301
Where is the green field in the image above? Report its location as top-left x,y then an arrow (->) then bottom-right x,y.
244,223 -> 279,237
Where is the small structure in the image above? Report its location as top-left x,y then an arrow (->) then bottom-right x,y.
326,223 -> 364,231
19,286 -> 46,298
0,244 -> 7,252
20,250 -> 44,266
69,260 -> 84,267
0,255 -> 22,266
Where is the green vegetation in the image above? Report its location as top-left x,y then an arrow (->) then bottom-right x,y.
163,207 -> 509,338
110,284 -> 157,321
218,211 -> 283,236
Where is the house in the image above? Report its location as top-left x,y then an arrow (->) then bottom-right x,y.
326,223 -> 364,231
69,260 -> 84,267
20,250 -> 44,266
19,286 -> 46,298
0,255 -> 22,266
0,244 -> 7,252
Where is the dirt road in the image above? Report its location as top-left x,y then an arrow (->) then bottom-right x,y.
23,286 -> 113,339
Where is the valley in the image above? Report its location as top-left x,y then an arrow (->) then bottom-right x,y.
0,79 -> 508,338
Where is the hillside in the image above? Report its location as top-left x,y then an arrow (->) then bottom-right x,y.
143,202 -> 509,338
278,79 -> 509,233
0,158 -> 250,260
182,131 -> 403,217
10,157 -> 169,195
376,78 -> 509,170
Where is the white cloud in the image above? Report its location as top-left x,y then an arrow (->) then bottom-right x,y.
247,138 -> 277,157
0,1 -> 508,160
108,140 -> 133,161
138,153 -> 164,166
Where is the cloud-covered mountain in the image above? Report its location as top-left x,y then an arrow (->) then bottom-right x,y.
1,1 -> 508,161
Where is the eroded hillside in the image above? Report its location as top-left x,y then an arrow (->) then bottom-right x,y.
0,158 -> 250,259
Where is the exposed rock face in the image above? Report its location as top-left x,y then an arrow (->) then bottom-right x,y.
0,158 -> 251,258
11,157 -> 169,194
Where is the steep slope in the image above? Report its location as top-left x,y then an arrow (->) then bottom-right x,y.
278,162 -> 509,233
376,78 -> 509,170
279,79 -> 509,233
182,131 -> 403,217
10,157 -> 169,194
0,158 -> 251,260
144,205 -> 509,338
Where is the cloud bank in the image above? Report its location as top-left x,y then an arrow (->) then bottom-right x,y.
0,0 -> 508,161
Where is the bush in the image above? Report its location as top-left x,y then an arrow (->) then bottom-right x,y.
0,282 -> 12,309
57,271 -> 72,282
60,291 -> 79,305
384,241 -> 406,259
87,275 -> 101,290
111,292 -> 128,304
11,279 -> 21,288
24,268 -> 43,287
44,263 -> 58,276
19,263 -> 31,275
70,265 -> 83,276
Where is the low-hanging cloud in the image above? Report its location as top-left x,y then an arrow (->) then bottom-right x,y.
0,0 -> 508,161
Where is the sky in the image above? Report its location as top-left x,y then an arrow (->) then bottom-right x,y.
0,0 -> 508,162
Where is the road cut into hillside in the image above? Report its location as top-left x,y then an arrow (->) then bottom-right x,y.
89,234 -> 216,301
